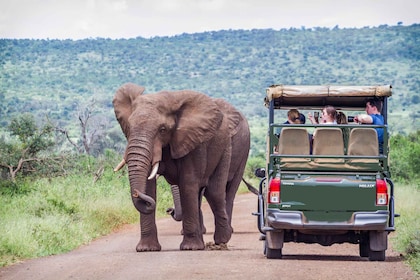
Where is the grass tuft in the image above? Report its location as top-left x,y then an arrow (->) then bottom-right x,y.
392,181 -> 420,275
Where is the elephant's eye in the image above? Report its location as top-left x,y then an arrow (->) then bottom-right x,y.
159,126 -> 167,134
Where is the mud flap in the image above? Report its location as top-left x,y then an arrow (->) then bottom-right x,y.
369,231 -> 388,251
266,230 -> 284,249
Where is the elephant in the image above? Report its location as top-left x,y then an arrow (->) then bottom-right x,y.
164,98 -> 255,234
113,83 -> 251,251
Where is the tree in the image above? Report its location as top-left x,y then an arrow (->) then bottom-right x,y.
0,113 -> 55,181
56,98 -> 110,156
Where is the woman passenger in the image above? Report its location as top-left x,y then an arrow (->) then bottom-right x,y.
308,106 -> 348,151
308,105 -> 346,124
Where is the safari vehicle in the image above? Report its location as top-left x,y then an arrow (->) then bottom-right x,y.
254,85 -> 396,261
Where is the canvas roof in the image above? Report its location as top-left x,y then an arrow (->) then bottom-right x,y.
265,85 -> 392,110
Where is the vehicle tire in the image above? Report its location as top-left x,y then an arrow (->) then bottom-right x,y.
368,250 -> 385,261
265,240 -> 282,259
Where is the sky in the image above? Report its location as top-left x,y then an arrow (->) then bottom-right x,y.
0,0 -> 419,39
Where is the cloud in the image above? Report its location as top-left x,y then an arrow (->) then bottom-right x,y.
0,0 -> 418,39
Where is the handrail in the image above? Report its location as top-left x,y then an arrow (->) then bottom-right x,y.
271,154 -> 386,159
270,123 -> 387,129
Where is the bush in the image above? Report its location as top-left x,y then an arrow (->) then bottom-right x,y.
390,131 -> 420,183
244,155 -> 265,179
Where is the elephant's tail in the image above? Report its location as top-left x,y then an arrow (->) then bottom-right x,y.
242,178 -> 258,195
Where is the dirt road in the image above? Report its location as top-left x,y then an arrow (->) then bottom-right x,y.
0,193 -> 416,280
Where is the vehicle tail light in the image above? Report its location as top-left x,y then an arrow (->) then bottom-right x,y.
268,177 -> 281,204
376,179 -> 388,206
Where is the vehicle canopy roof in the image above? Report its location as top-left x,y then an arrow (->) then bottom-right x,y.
265,85 -> 392,110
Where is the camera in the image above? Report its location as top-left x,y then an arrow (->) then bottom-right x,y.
347,116 -> 355,122
314,111 -> 319,122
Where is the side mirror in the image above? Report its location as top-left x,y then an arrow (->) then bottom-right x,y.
254,168 -> 266,178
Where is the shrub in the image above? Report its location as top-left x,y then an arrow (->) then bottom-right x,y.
390,131 -> 420,183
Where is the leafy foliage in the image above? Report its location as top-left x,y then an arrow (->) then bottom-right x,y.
389,131 -> 420,182
8,113 -> 54,156
0,114 -> 55,180
1,24 -> 419,156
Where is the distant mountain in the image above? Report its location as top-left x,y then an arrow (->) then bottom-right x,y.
1,24 -> 419,154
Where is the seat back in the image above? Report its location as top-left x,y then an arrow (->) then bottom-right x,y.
277,127 -> 310,162
312,128 -> 344,163
347,128 -> 379,163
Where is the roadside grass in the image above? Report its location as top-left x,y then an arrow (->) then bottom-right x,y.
392,181 -> 420,275
0,167 -> 174,267
1,169 -> 418,276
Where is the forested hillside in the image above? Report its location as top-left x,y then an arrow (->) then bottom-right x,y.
1,24 -> 419,156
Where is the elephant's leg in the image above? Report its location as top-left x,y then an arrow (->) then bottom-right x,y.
136,212 -> 161,251
205,187 -> 231,244
225,159 -> 247,228
136,179 -> 161,251
179,184 -> 205,250
206,153 -> 232,244
198,187 -> 207,234
171,185 -> 206,235
177,149 -> 209,250
225,181 -> 239,228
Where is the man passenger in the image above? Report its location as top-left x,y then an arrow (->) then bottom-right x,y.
354,98 -> 384,153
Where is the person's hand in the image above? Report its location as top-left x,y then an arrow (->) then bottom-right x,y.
308,112 -> 316,124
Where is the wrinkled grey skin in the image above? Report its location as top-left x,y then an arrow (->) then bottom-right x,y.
113,83 -> 250,251
167,178 -> 258,231
167,185 -> 207,235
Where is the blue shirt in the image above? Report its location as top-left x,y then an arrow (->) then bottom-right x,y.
370,114 -> 384,153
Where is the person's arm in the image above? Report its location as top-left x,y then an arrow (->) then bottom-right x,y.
308,112 -> 318,124
354,114 -> 373,124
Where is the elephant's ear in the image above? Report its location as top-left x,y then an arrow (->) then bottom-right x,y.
213,98 -> 243,136
170,92 -> 224,159
113,83 -> 145,138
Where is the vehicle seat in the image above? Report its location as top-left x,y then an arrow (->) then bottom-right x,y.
347,128 -> 379,163
277,127 -> 310,162
312,128 -> 344,163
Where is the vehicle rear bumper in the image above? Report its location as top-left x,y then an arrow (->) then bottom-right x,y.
266,209 -> 389,231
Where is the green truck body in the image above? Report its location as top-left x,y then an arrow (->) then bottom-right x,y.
255,85 -> 396,261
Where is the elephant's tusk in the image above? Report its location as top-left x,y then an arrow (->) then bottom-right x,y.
114,159 -> 126,172
147,162 -> 159,180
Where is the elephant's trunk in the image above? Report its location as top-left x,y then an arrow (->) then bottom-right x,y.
126,136 -> 156,214
132,189 -> 155,214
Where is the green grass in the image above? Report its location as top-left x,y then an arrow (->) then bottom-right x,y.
0,167 -> 174,267
392,181 -> 420,276
1,169 -> 419,276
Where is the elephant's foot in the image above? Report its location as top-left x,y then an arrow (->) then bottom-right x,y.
180,234 -> 205,250
214,226 -> 233,245
136,238 -> 161,252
